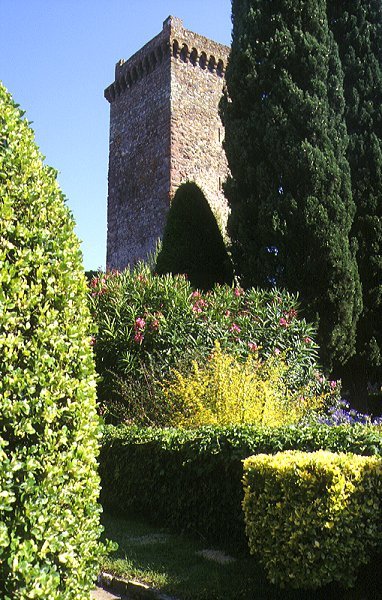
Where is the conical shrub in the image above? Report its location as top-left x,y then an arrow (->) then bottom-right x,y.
0,83 -> 104,599
156,181 -> 233,290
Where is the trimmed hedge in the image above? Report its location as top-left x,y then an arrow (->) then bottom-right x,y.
155,181 -> 233,290
100,424 -> 382,549
243,451 -> 382,589
0,83 -> 104,598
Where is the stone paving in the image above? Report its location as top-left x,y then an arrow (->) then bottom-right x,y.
91,587 -> 121,600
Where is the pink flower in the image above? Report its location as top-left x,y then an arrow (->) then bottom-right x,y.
230,323 -> 241,334
134,332 -> 144,344
234,287 -> 244,297
192,298 -> 207,313
150,319 -> 159,331
192,304 -> 202,313
90,336 -> 96,346
330,381 -> 337,389
274,347 -> 281,355
286,308 -> 298,320
279,317 -> 288,327
304,337 -> 312,344
224,309 -> 231,317
134,317 -> 146,331
248,341 -> 258,352
191,291 -> 201,299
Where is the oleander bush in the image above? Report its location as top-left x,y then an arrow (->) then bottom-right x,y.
165,341 -> 326,427
89,265 -> 338,424
100,423 -> 382,548
0,83 -> 105,599
243,451 -> 382,589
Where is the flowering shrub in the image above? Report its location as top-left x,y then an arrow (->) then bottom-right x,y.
89,263 -> 334,424
316,399 -> 382,426
164,342 -> 327,427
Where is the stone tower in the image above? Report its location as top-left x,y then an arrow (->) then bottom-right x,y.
104,16 -> 230,270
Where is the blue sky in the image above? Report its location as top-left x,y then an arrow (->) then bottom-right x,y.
0,1 -> 232,270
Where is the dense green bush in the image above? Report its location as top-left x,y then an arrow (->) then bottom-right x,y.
155,181 -> 233,290
89,265 -> 335,424
0,83 -> 104,598
100,424 -> 382,549
243,451 -> 382,589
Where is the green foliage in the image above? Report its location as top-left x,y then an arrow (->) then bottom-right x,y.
156,181 -> 233,290
165,342 -> 329,428
243,451 -> 382,589
89,265 -> 327,424
100,423 -> 382,549
0,83 -> 104,599
221,0 -> 362,370
328,1 -> 382,394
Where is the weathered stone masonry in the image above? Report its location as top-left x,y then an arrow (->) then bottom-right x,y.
105,16 -> 230,270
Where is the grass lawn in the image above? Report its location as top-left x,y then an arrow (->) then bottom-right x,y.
101,513 -> 382,600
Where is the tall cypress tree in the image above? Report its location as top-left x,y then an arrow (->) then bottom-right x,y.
328,1 -> 382,400
221,0 -> 362,370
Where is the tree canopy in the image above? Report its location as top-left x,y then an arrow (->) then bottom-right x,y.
328,0 -> 382,395
221,0 -> 362,371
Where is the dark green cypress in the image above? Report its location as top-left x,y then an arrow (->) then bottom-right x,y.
155,181 -> 233,290
328,1 -> 382,400
221,0 -> 362,370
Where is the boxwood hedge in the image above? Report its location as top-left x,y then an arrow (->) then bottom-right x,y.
0,83 -> 104,598
243,451 -> 382,588
100,423 -> 382,549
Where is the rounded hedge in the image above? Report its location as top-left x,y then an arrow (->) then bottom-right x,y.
156,181 -> 233,290
0,83 -> 104,598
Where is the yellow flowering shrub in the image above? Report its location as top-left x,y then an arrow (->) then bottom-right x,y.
164,342 -> 323,427
242,451 -> 382,589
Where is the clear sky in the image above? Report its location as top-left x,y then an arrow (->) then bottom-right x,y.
0,0 -> 232,271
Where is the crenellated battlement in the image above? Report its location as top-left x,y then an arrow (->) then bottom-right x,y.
171,39 -> 226,76
104,16 -> 229,103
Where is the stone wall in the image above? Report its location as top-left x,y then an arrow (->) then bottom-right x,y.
169,18 -> 230,234
105,16 -> 230,270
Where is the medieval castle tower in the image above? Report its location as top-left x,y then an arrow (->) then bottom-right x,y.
104,16 -> 230,270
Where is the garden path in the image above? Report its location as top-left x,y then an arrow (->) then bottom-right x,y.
91,587 -> 121,599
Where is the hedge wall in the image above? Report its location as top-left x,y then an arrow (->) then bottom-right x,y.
0,83 -> 104,598
100,424 -> 382,549
243,451 -> 382,589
